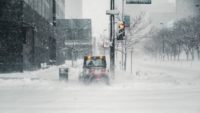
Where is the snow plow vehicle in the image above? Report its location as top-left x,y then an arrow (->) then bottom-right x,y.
79,56 -> 110,85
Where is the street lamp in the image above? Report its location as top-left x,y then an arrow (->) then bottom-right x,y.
109,0 -> 115,77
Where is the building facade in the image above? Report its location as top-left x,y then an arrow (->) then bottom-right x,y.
0,0 -> 65,72
56,19 -> 92,63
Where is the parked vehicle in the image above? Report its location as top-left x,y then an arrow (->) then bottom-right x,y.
79,56 -> 110,85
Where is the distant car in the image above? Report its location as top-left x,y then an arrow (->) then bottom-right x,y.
79,56 -> 110,85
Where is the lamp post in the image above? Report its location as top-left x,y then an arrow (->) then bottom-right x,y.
110,0 -> 115,77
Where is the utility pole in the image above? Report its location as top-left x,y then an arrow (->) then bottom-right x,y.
110,0 -> 115,76
53,0 -> 56,26
52,0 -> 56,65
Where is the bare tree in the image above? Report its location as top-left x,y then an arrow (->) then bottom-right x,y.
145,15 -> 200,61
122,12 -> 152,71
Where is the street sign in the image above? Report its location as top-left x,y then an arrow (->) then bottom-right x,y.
124,15 -> 130,27
126,0 -> 151,4
65,42 -> 91,46
106,10 -> 120,15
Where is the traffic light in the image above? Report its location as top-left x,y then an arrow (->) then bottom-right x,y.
117,21 -> 125,40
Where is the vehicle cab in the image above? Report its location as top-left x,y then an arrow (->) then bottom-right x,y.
79,56 -> 109,85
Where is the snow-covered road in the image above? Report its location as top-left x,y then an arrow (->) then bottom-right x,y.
1,86 -> 200,113
0,60 -> 200,113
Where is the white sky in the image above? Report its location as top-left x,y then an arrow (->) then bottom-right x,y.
65,0 -> 178,38
80,0 -> 177,38
82,0 -> 110,38
65,0 -> 82,19
64,0 -> 199,41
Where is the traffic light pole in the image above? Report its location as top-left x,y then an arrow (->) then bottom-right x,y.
110,0 -> 115,77
122,0 -> 124,20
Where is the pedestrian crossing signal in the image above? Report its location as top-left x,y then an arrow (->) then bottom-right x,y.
117,21 -> 125,40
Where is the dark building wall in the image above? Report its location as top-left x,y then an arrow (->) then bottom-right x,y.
0,0 -> 23,22
0,0 -> 24,72
0,21 -> 24,72
23,0 -> 65,64
23,3 -> 54,69
24,0 -> 53,23
0,0 -> 55,72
